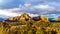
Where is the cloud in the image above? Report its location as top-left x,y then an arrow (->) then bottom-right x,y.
18,4 -> 60,18
43,14 -> 60,18
0,4 -> 59,18
24,3 -> 31,7
0,7 -> 40,18
28,13 -> 39,17
19,4 -> 56,14
0,8 -> 21,17
0,0 -> 60,18
34,5 -> 55,11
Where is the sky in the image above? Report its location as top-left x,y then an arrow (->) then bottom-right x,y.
0,0 -> 60,18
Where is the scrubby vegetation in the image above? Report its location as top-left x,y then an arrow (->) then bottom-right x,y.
0,21 -> 60,34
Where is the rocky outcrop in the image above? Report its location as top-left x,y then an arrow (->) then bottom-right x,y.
40,16 -> 50,22
3,13 -> 50,22
19,13 -> 33,22
32,16 -> 49,22
3,13 -> 33,22
32,16 -> 41,21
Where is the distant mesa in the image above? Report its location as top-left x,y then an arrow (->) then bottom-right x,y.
3,13 -> 50,22
53,17 -> 60,21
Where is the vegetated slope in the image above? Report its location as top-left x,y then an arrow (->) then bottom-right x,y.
0,21 -> 60,34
